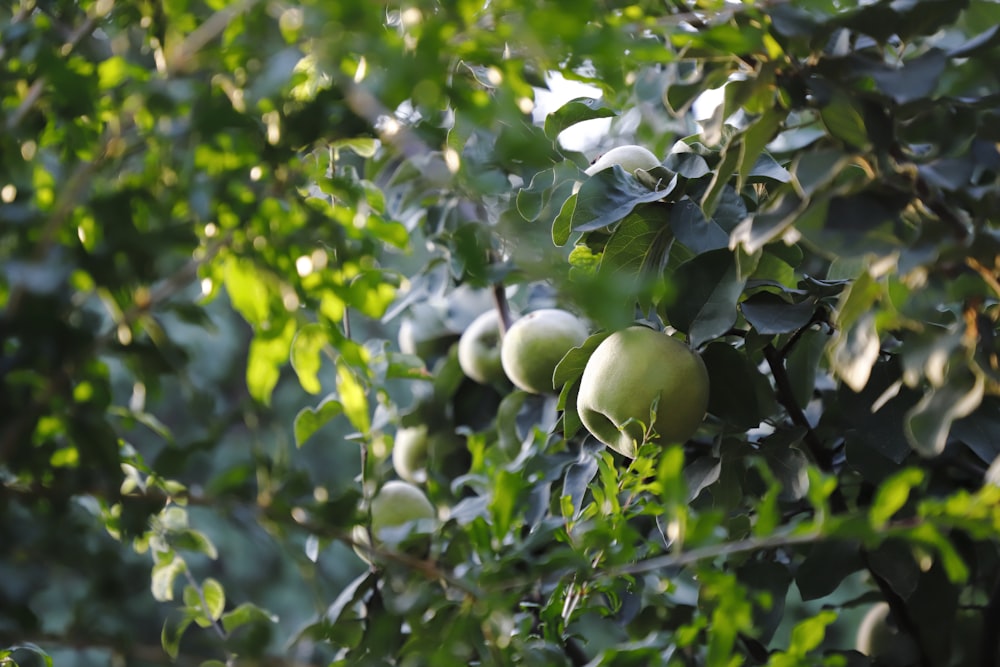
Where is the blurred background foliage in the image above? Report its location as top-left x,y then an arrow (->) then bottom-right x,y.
5,0 -> 1000,666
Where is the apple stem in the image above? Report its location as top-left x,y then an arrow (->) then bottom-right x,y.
492,282 -> 512,337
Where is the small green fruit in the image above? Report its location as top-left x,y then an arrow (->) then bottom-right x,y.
855,602 -> 920,664
458,310 -> 508,385
370,480 -> 436,542
577,326 -> 709,458
353,481 -> 436,564
391,425 -> 464,484
584,145 -> 661,176
500,309 -> 589,394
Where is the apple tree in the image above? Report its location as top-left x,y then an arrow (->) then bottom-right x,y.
4,0 -> 1000,665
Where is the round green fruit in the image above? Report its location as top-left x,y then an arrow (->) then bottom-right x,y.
500,309 -> 589,394
855,602 -> 920,664
458,310 -> 508,385
391,425 -> 464,484
353,481 -> 436,564
577,326 -> 709,458
584,145 -> 661,177
370,480 -> 436,543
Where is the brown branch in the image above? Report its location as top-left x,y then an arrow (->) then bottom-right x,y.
762,343 -> 831,469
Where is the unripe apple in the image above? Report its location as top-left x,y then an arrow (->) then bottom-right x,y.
353,481 -> 436,564
584,145 -> 661,177
855,603 -> 920,664
500,309 -> 589,394
577,326 -> 709,458
458,310 -> 509,385
391,425 -> 465,484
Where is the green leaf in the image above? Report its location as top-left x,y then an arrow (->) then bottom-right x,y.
543,97 -> 618,140
599,205 -> 673,280
0,645 -> 53,667
828,272 -> 882,392
787,609 -> 837,655
221,602 -> 279,633
571,166 -> 671,233
905,369 -> 985,457
224,256 -> 273,327
247,319 -> 296,405
161,612 -> 194,660
171,529 -> 219,559
819,91 -> 870,150
336,362 -> 370,435
664,249 -> 746,347
870,468 -> 924,529
291,323 -> 329,395
151,554 -> 186,602
701,342 -> 777,430
670,199 -> 729,254
294,395 -> 345,447
202,578 -> 226,621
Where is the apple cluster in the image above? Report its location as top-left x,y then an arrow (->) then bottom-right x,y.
358,146 -> 712,565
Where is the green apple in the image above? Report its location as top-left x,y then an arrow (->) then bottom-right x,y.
458,310 -> 509,385
353,480 -> 437,564
500,308 -> 589,394
370,480 -> 436,542
584,145 -> 661,177
855,603 -> 920,664
577,326 -> 709,458
391,425 -> 464,483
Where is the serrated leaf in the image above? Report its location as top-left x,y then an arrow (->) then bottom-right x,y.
599,205 -> 673,279
544,97 -> 618,140
294,395 -> 344,447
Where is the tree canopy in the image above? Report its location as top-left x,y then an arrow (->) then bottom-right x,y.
4,0 -> 1000,666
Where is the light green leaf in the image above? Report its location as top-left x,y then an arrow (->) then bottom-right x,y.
870,468 -> 924,529
336,363 -> 370,434
247,319 -> 296,405
152,554 -> 186,602
224,256 -> 272,327
294,395 -> 344,447
291,323 -> 329,395
221,602 -> 279,633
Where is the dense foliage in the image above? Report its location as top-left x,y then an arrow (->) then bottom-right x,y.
5,0 -> 1000,665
